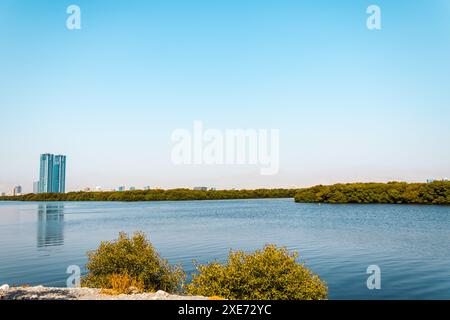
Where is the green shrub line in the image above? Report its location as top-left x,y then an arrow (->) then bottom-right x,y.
294,181 -> 450,205
82,232 -> 328,300
0,188 -> 297,202
2,182 -> 450,205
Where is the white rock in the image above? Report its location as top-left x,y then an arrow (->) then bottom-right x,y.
0,284 -> 9,291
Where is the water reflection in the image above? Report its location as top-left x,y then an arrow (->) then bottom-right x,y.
37,203 -> 64,247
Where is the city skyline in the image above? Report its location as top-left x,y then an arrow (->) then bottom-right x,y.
0,151 -> 448,195
1,1 -> 450,193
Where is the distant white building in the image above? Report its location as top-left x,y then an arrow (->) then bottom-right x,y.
33,181 -> 39,194
193,186 -> 208,191
13,186 -> 22,196
129,186 -> 136,191
117,186 -> 125,192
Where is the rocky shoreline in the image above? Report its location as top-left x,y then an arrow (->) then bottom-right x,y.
0,285 -> 208,300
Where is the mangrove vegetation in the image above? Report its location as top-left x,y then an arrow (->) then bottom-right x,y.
82,231 -> 328,300
0,188 -> 297,202
294,181 -> 450,205
2,182 -> 449,205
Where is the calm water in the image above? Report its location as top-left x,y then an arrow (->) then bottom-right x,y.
0,199 -> 449,299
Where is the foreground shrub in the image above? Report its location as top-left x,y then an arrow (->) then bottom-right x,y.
100,273 -> 145,295
186,245 -> 327,300
82,232 -> 185,293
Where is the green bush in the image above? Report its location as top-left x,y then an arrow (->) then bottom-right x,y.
294,181 -> 450,204
0,188 -> 298,202
82,232 -> 185,293
186,245 -> 328,300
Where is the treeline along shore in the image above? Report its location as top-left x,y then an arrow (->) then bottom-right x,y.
1,182 -> 449,204
0,188 -> 297,202
294,181 -> 450,205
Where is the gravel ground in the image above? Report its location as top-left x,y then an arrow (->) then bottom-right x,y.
0,285 -> 208,300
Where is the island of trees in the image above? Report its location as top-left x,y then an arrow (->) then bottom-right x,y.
1,181 -> 449,205
294,181 -> 450,205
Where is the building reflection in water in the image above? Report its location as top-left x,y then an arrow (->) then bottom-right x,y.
37,203 -> 65,247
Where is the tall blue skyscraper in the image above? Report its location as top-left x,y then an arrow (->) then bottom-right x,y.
39,154 -> 66,193
39,154 -> 53,193
52,155 -> 66,193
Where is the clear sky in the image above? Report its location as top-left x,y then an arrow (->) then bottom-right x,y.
1,0 -> 450,193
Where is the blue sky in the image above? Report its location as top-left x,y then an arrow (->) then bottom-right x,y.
1,0 -> 450,193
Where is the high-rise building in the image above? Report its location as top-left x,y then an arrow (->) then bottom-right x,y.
39,154 -> 66,193
52,155 -> 66,193
13,185 -> 22,196
39,154 -> 53,193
